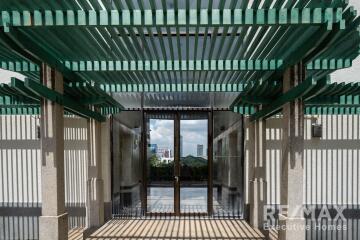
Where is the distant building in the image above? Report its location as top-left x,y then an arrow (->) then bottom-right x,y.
180,135 -> 183,157
149,144 -> 158,154
197,144 -> 204,157
157,147 -> 172,158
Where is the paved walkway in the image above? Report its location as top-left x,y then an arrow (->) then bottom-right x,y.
68,218 -> 266,239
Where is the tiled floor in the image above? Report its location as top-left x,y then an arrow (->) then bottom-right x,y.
68,227 -> 84,240
68,218 -> 265,240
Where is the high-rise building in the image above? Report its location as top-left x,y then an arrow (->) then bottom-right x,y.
149,144 -> 158,154
180,135 -> 183,157
197,144 -> 204,157
157,147 -> 172,158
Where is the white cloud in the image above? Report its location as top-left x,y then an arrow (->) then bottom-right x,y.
149,119 -> 208,156
181,120 -> 207,156
150,119 -> 174,152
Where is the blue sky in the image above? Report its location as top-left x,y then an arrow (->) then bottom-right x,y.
149,119 -> 207,157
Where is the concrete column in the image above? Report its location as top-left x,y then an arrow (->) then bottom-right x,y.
85,117 -> 104,232
101,119 -> 112,221
245,117 -> 255,220
39,64 -> 68,240
249,117 -> 268,237
279,63 -> 305,240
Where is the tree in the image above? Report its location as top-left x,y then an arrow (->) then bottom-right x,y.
149,154 -> 160,167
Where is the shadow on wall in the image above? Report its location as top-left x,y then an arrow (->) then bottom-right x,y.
0,115 -> 89,239
253,115 -> 360,240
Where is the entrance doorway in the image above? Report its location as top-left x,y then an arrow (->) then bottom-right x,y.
144,112 -> 212,216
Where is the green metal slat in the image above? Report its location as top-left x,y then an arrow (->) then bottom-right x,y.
124,27 -> 157,84
0,28 -> 85,83
11,78 -> 40,101
100,83 -> 247,93
250,77 -> 319,121
1,8 -> 345,30
144,26 -> 167,83
65,59 -> 284,72
24,78 -> 106,121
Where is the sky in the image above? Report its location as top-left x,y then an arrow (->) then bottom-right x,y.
149,119 -> 207,157
0,68 -> 25,84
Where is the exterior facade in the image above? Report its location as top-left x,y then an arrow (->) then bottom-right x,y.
0,1 -> 360,240
1,114 -> 359,239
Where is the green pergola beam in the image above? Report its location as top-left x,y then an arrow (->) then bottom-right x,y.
232,105 -> 257,115
250,77 -> 319,121
1,61 -> 39,72
65,59 -> 284,72
100,83 -> 247,93
11,78 -> 40,102
68,82 -> 124,110
0,28 -> 85,83
1,8 -> 344,31
305,105 -> 360,114
78,96 -> 106,105
23,78 -> 106,122
0,105 -> 40,115
306,58 -> 352,70
1,58 -> 353,74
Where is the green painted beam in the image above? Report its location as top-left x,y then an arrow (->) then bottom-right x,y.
78,96 -> 106,105
0,28 -> 85,83
232,105 -> 256,115
1,8 -> 344,31
305,106 -> 360,115
0,105 -> 40,115
250,77 -> 319,121
2,58 -> 353,74
68,82 -> 124,110
1,61 -> 39,72
11,78 -> 40,101
65,59 -> 284,72
306,58 -> 352,70
238,95 -> 272,105
23,78 -> 106,121
100,83 -> 247,93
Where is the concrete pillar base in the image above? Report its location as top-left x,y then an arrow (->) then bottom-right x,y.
86,178 -> 105,227
82,227 -> 97,240
39,213 -> 68,240
278,215 -> 306,240
104,201 -> 112,222
249,179 -> 268,238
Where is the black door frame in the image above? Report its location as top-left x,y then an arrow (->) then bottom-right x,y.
141,110 -> 213,216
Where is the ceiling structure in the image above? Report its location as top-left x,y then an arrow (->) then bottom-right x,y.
0,0 -> 360,121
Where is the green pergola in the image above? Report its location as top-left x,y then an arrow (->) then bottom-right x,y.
0,0 -> 360,121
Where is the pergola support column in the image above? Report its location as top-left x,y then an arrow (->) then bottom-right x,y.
279,63 -> 305,240
249,115 -> 268,237
84,117 -> 105,236
39,64 -> 68,240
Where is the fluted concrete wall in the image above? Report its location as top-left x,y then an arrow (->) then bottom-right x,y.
0,115 -> 89,239
244,115 -> 360,239
244,115 -> 360,206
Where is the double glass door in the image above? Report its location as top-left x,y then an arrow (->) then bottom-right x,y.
145,112 -> 211,215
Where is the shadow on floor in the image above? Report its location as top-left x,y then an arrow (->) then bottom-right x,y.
69,218 -> 266,240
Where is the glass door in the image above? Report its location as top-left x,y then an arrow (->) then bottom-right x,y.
146,116 -> 175,213
144,111 -> 212,216
179,118 -> 209,213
